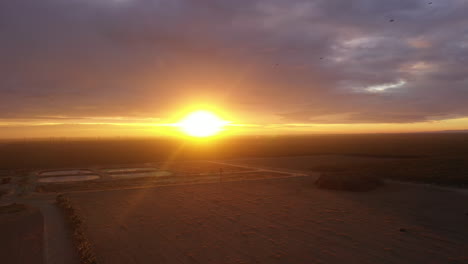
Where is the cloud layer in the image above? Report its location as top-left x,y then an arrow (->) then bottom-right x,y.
1,0 -> 468,124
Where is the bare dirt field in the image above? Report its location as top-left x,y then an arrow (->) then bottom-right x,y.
2,156 -> 468,264
0,204 -> 44,264
65,176 -> 468,264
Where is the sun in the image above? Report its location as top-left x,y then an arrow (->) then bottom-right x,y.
177,110 -> 229,137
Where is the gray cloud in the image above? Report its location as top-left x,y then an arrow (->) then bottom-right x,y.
1,0 -> 468,124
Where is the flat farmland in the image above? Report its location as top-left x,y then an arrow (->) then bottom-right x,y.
66,176 -> 468,264
34,161 -> 296,193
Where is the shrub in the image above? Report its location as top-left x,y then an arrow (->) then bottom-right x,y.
56,194 -> 97,264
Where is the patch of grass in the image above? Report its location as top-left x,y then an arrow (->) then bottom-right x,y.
56,194 -> 97,264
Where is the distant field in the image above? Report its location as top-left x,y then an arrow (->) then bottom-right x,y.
34,161 -> 295,193
229,155 -> 468,187
2,134 -> 468,186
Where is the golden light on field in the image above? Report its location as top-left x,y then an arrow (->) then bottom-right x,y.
177,110 -> 229,137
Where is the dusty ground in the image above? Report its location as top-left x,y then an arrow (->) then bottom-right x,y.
2,158 -> 467,264
0,204 -> 44,264
0,160 -> 306,264
66,176 -> 468,264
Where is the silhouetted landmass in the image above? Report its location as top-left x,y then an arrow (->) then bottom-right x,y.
1,133 -> 468,186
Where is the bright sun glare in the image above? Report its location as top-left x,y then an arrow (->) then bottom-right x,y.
178,110 -> 228,137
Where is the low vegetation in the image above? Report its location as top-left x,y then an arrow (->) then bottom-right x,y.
307,157 -> 468,187
56,194 -> 97,264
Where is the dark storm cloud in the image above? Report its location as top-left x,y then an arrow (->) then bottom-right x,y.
1,0 -> 468,123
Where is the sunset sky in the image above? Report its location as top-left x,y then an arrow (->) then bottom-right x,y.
1,0 -> 468,138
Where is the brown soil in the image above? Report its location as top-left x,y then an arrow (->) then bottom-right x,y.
65,177 -> 468,264
0,204 -> 44,264
0,189 -> 8,198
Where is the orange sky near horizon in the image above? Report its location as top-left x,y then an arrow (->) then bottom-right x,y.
2,1 -> 468,139
2,115 -> 468,139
